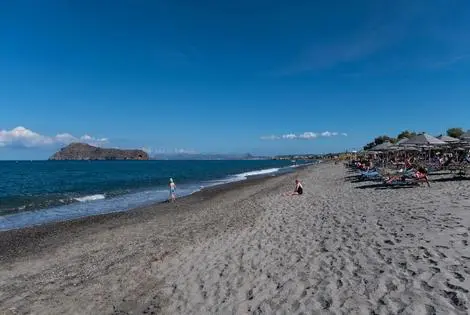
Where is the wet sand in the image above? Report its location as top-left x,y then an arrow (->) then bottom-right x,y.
1,163 -> 469,314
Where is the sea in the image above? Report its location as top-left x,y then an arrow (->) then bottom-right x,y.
0,160 -> 311,231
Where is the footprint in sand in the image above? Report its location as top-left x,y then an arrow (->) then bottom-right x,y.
420,281 -> 434,292
425,304 -> 437,315
419,246 -> 432,259
385,280 -> 398,292
317,295 -> 333,310
446,281 -> 469,293
247,288 -> 254,300
442,290 -> 468,312
437,251 -> 447,259
452,272 -> 465,282
336,279 -> 343,288
430,267 -> 440,274
397,262 -> 407,270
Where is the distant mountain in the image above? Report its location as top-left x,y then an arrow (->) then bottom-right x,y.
151,153 -> 269,160
49,143 -> 149,160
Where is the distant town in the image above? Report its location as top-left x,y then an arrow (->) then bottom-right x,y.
272,153 -> 340,160
151,153 -> 339,161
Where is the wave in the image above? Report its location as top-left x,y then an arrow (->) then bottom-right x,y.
74,194 -> 106,202
288,161 -> 317,168
232,168 -> 280,180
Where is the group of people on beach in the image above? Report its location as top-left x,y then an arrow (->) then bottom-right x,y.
353,155 -> 432,186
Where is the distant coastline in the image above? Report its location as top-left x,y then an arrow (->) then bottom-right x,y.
1,152 -> 340,162
150,153 -> 269,160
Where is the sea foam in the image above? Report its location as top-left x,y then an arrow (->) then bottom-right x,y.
232,168 -> 280,180
74,194 -> 106,202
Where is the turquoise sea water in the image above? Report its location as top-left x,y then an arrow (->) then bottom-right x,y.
0,160 -> 307,230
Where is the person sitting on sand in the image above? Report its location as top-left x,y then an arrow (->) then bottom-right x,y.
169,178 -> 176,202
292,179 -> 303,195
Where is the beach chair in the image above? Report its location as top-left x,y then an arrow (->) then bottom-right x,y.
359,171 -> 382,181
425,162 -> 444,174
383,169 -> 430,187
455,162 -> 470,176
357,167 -> 389,181
384,177 -> 421,186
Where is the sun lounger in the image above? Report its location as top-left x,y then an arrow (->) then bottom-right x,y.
384,178 -> 421,186
383,170 -> 430,187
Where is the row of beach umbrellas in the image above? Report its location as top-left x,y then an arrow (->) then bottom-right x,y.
367,132 -> 470,153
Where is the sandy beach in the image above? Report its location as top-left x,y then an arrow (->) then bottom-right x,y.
1,163 -> 470,314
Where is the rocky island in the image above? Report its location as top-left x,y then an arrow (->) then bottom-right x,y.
49,143 -> 149,161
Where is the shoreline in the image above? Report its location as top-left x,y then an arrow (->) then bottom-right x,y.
0,165 -> 307,263
0,161 -> 311,232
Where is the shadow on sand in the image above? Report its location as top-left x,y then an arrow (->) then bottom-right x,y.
430,176 -> 470,183
355,183 -> 418,190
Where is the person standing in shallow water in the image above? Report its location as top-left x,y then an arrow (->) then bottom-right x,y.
169,178 -> 176,202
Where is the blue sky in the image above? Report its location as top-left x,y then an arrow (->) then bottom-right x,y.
1,0 -> 470,159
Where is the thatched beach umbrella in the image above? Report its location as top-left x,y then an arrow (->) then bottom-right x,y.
367,142 -> 396,166
437,135 -> 460,143
395,137 -> 409,145
400,133 -> 447,162
400,133 -> 446,146
460,131 -> 470,142
388,138 -> 410,151
369,141 -> 394,152
402,146 -> 420,151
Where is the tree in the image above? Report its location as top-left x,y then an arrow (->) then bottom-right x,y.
397,130 -> 416,140
363,135 -> 396,150
363,142 -> 375,151
447,127 -> 464,138
374,135 -> 396,144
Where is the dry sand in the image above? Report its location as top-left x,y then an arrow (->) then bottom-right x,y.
1,163 -> 469,314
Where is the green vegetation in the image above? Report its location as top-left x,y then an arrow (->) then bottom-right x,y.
363,135 -> 397,151
446,127 -> 464,138
397,130 -> 417,140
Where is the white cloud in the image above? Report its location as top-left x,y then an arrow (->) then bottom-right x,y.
282,133 -> 297,140
321,131 -> 339,137
299,132 -> 318,139
55,133 -> 76,143
260,131 -> 347,141
260,135 -> 280,140
341,132 -> 348,136
0,126 -> 108,148
80,134 -> 108,144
